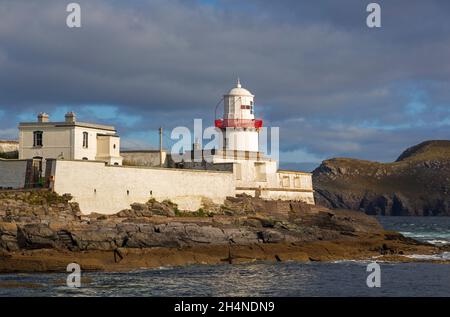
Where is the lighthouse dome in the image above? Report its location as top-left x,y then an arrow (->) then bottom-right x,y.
226,79 -> 254,96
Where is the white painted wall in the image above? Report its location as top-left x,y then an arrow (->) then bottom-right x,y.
19,126 -> 72,160
210,153 -> 315,204
95,134 -> 122,165
19,124 -> 122,165
224,130 -> 259,152
224,94 -> 254,120
0,159 -> 27,189
211,155 -> 279,188
51,160 -> 235,214
276,171 -> 313,190
260,190 -> 315,205
73,126 -> 100,160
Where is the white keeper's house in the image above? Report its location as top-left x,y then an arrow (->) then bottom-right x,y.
18,111 -> 123,167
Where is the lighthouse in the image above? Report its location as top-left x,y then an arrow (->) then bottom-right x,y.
215,79 -> 263,152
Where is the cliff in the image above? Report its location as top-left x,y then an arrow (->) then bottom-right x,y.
0,190 -> 445,273
0,140 -> 19,159
313,140 -> 450,216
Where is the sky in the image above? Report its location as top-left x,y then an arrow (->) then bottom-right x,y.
0,0 -> 449,168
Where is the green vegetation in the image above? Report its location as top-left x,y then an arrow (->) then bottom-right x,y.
0,150 -> 19,159
174,208 -> 214,217
396,140 -> 450,162
25,191 -> 70,205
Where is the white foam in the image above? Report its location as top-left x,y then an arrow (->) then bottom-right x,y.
406,252 -> 450,261
427,240 -> 450,245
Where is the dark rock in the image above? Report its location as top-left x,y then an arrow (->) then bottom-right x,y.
16,224 -> 58,249
257,229 -> 285,243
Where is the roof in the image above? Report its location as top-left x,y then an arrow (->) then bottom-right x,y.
278,169 -> 312,175
225,78 -> 254,97
121,150 -> 167,153
18,121 -> 116,132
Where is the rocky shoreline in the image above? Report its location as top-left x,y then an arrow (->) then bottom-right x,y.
0,190 -> 448,273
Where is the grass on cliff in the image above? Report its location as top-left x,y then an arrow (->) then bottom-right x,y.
174,208 -> 214,217
395,140 -> 450,162
23,191 -> 69,205
314,140 -> 450,196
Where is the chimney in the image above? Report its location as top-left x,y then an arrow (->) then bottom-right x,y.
65,112 -> 76,123
37,113 -> 49,123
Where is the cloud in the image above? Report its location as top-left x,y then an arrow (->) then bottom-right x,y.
0,0 -> 449,163
0,128 -> 17,140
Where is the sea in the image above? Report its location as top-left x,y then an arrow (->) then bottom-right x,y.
1,216 -> 450,297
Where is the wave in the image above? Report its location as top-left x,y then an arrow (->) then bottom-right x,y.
427,240 -> 450,246
399,231 -> 450,245
406,252 -> 450,261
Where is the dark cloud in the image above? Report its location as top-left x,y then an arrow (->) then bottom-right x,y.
0,0 -> 449,163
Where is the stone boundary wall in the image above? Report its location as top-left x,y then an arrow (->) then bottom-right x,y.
0,159 -> 28,189
49,160 -> 236,214
121,150 -> 168,167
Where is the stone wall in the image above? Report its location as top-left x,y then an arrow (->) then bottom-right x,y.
121,150 -> 168,167
49,160 -> 236,214
0,159 -> 28,189
0,190 -> 81,224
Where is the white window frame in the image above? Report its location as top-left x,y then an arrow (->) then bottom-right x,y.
82,132 -> 89,148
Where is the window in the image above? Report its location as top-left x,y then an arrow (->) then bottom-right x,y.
294,177 -> 301,188
82,132 -> 89,148
82,157 -> 88,160
255,163 -> 267,182
33,131 -> 43,147
282,176 -> 290,187
235,163 -> 242,180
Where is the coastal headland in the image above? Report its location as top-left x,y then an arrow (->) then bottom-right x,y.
313,140 -> 450,216
0,190 -> 448,273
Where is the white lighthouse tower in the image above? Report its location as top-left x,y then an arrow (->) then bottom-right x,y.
215,79 -> 262,152
174,80 -> 315,206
